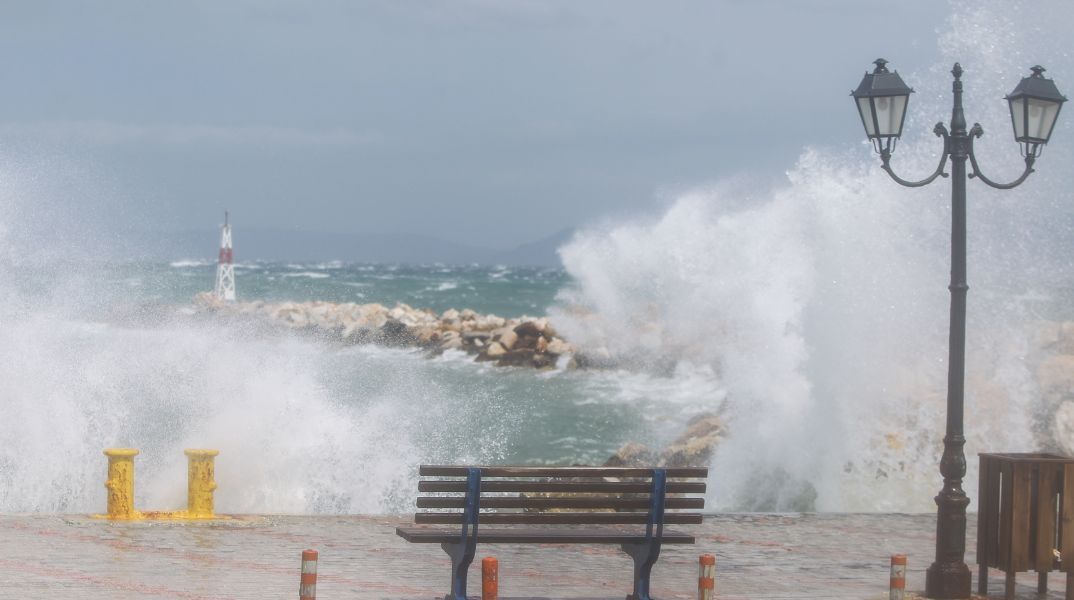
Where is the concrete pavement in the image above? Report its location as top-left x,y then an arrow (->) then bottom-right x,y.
0,513 -> 1066,599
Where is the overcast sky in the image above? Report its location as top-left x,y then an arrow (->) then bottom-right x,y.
0,1 -> 997,248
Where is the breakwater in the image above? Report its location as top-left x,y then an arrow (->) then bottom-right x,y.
194,293 -> 576,369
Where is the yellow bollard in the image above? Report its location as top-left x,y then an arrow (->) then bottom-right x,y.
184,449 -> 219,518
103,448 -> 142,520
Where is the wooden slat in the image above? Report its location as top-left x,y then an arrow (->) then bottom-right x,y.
396,526 -> 696,545
1036,464 -> 1059,574
416,496 -> 704,510
418,480 -> 707,494
1011,462 -> 1033,572
978,454 -> 996,568
418,465 -> 708,478
980,453 -> 1073,464
989,455 -> 1004,568
999,461 -> 1013,570
1062,464 -> 1074,573
414,512 -> 704,525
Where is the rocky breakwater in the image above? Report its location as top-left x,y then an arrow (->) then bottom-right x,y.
193,293 -> 576,369
604,413 -> 727,468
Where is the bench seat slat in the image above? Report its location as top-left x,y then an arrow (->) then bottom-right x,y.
418,481 -> 706,494
418,465 -> 708,478
414,512 -> 704,525
396,526 -> 696,545
416,496 -> 704,510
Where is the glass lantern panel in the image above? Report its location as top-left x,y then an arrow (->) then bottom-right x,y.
879,95 -> 908,136
1026,98 -> 1060,141
1009,98 -> 1026,139
857,97 -> 876,136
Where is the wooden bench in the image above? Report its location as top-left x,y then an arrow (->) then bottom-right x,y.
396,465 -> 708,600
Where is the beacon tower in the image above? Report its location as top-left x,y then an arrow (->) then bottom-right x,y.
213,211 -> 236,302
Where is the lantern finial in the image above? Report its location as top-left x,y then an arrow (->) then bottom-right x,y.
873,59 -> 890,73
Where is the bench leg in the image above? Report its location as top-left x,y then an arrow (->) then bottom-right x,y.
441,542 -> 476,600
622,542 -> 661,600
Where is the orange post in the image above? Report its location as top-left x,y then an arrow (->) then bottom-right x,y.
482,556 -> 498,600
300,549 -> 318,600
698,554 -> 715,600
890,554 -> 906,600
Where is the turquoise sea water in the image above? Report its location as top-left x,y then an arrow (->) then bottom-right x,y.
0,259 -> 723,514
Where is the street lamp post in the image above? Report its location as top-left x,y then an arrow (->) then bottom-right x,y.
851,60 -> 1066,599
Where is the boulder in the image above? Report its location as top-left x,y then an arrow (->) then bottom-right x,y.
439,336 -> 464,352
484,342 -> 507,359
440,330 -> 461,343
514,321 -> 542,339
604,442 -> 658,467
532,352 -> 556,370
660,413 -> 726,467
341,321 -> 372,343
284,309 -> 309,328
546,338 -> 573,355
497,348 -> 535,368
462,331 -> 492,344
495,328 -> 519,351
438,332 -> 463,352
377,319 -> 416,347
514,335 -> 539,350
413,326 -> 439,345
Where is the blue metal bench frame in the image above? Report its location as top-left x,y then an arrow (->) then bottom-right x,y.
441,467 -> 482,600
437,467 -> 670,600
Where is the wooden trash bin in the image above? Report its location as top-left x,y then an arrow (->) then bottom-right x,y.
977,452 -> 1074,599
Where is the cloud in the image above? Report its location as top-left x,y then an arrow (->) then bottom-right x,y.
401,0 -> 569,28
0,120 -> 381,147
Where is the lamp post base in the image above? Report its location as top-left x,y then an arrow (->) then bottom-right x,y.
925,561 -> 971,599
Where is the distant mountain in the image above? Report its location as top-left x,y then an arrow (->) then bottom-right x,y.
126,227 -> 574,267
497,228 -> 575,267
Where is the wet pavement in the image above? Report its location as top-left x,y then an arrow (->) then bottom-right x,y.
0,513 -> 1067,599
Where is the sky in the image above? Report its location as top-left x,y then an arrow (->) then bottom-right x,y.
0,1 -> 988,252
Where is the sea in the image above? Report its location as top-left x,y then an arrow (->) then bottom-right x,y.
0,0 -> 1072,516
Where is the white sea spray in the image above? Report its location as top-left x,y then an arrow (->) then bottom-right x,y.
552,0 -> 1074,510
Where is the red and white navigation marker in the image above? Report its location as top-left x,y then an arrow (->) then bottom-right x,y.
213,210 -> 236,302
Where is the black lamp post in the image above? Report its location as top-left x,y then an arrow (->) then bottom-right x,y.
851,59 -> 1066,599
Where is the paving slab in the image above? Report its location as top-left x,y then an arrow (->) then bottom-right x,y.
0,513 -> 1066,599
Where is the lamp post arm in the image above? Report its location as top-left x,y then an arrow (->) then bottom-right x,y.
879,123 -> 951,188
966,124 -> 1036,189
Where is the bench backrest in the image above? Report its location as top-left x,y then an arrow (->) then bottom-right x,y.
414,465 -> 707,527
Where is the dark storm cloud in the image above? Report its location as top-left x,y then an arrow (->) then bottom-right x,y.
0,1 -> 971,250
